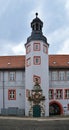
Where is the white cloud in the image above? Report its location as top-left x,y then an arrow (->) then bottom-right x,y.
12,41 -> 26,55
47,26 -> 69,44
47,26 -> 69,54
65,0 -> 69,10
0,39 -> 25,55
65,0 -> 69,17
0,0 -> 69,55
57,39 -> 69,54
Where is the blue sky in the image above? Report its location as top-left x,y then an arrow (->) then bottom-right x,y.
0,0 -> 69,55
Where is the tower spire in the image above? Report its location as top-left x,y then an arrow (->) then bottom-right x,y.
27,13 -> 48,44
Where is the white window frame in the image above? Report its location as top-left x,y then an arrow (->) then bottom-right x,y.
66,71 -> 69,80
65,89 -> 69,99
9,72 -> 15,81
51,71 -> 58,81
33,43 -> 40,51
26,57 -> 31,67
33,56 -> 41,65
8,89 -> 16,100
49,89 -> 54,99
56,89 -> 63,99
59,71 -> 65,81
26,44 -> 31,54
43,44 -> 48,54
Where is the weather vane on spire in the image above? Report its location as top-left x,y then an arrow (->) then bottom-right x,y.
35,12 -> 38,18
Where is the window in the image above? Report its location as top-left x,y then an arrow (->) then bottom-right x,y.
33,75 -> 41,84
68,104 -> 69,110
51,71 -> 58,80
43,44 -> 48,54
26,44 -> 31,54
59,71 -> 65,81
33,43 -> 40,51
33,56 -> 41,65
66,71 -> 69,80
65,89 -> 69,99
9,72 -> 15,81
26,57 -> 31,67
49,89 -> 54,100
56,89 -> 63,99
8,89 -> 16,100
36,23 -> 39,30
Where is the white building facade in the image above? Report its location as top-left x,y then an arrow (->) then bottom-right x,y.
0,14 -> 69,117
0,56 -> 25,116
49,55 -> 69,116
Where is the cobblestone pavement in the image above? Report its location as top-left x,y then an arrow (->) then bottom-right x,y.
0,116 -> 69,130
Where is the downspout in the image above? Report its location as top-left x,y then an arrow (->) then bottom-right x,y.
3,71 -> 5,109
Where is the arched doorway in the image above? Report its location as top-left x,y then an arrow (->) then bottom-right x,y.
33,105 -> 41,117
49,101 -> 63,116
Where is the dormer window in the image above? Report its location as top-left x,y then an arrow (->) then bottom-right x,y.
67,62 -> 69,64
53,61 -> 56,64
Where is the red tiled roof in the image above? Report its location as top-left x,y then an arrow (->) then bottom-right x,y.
49,55 -> 69,68
0,55 -> 25,69
0,55 -> 69,69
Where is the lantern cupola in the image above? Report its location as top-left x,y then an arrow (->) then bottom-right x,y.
27,13 -> 47,43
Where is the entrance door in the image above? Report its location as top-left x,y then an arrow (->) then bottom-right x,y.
49,103 -> 60,115
33,105 -> 41,117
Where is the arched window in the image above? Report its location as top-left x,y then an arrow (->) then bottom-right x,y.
36,23 -> 39,30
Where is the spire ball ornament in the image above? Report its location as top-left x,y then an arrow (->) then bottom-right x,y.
35,12 -> 38,18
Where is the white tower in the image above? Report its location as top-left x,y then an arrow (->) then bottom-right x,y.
25,13 -> 49,117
